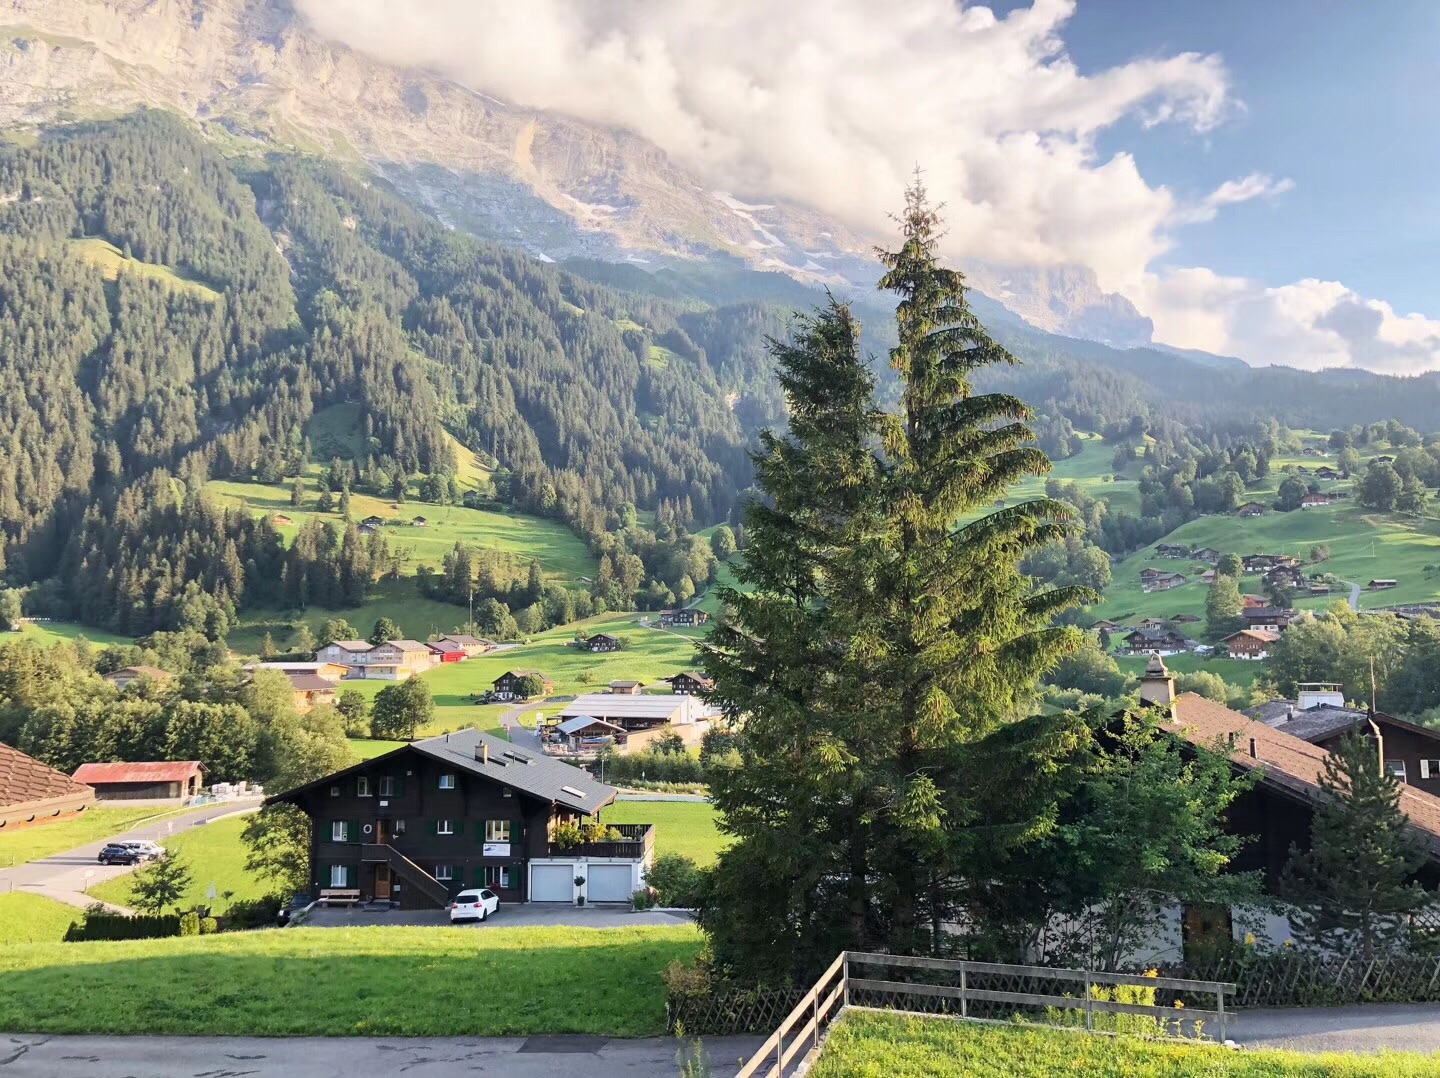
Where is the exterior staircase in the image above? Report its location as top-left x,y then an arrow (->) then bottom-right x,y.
360,843 -> 451,907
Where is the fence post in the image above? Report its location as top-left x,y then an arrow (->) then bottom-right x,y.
843,952 -> 850,1008
813,979 -> 820,1052
1084,975 -> 1093,1032
775,1027 -> 784,1078
960,965 -> 967,1021
1216,986 -> 1226,1043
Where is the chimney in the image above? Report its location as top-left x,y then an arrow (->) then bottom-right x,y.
1248,737 -> 1257,759
476,742 -> 489,764
1138,653 -> 1176,714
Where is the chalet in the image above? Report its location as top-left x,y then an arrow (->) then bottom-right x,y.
1241,593 -> 1269,609
556,693 -> 710,731
1136,618 -> 1169,630
1244,606 -> 1296,632
1156,544 -> 1190,559
104,666 -> 173,690
360,516 -> 385,529
246,661 -> 349,682
1262,702 -> 1440,799
411,516 -> 429,527
1171,613 -> 1202,625
1314,466 -> 1342,481
1243,554 -> 1297,573
548,716 -> 629,752
663,671 -> 714,696
1193,547 -> 1222,564
437,635 -> 495,658
1263,565 -> 1307,590
608,680 -> 645,695
316,640 -> 373,672
1199,569 -> 1217,584
1376,454 -> 1396,464
1302,447 -> 1324,457
1308,584 -> 1332,596
582,632 -> 622,653
1141,571 -> 1186,593
1299,493 -> 1331,509
273,513 -> 293,526
0,743 -> 94,830
1120,627 -> 1192,655
1222,628 -> 1280,660
1369,579 -> 1399,591
364,640 -> 435,680
659,609 -> 709,627
426,640 -> 468,664
492,670 -> 553,701
1090,619 -> 1121,632
72,761 -> 204,801
265,729 -> 654,907
285,672 -> 339,711
1235,502 -> 1266,518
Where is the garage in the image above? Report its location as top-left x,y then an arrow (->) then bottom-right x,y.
530,863 -> 574,902
587,864 -> 634,903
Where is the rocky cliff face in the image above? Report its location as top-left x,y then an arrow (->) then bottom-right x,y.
0,0 -> 1153,347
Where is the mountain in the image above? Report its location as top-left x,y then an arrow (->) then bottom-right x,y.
0,0 -> 1160,353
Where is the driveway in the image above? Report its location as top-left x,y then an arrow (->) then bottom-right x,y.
0,1034 -> 764,1078
1234,1002 -> 1440,1054
0,799 -> 261,912
302,903 -> 694,929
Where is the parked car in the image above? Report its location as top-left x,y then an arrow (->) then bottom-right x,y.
118,840 -> 165,861
449,888 -> 500,923
97,844 -> 144,866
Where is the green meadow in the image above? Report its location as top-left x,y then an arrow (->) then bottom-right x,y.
90,814 -> 268,914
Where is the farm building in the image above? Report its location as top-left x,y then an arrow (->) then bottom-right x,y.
425,640 -> 468,664
1141,571 -> 1186,593
1222,628 -> 1280,660
363,640 -> 435,680
1369,579 -> 1399,591
436,635 -> 495,657
1193,547 -> 1222,563
104,665 -> 173,690
608,680 -> 645,695
1244,607 -> 1296,632
555,693 -> 712,730
0,743 -> 95,830
247,661 -> 349,682
547,716 -> 630,752
1299,493 -> 1331,509
72,761 -> 205,801
659,609 -> 709,627
1120,627 -> 1193,655
1235,502 -> 1266,518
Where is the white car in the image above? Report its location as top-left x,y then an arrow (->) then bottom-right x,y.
119,841 -> 166,861
449,888 -> 500,923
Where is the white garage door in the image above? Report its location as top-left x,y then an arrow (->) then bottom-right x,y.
588,864 -> 633,903
531,864 -> 573,902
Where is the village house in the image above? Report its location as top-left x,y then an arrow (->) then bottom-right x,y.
663,671 -> 714,696
436,635 -> 494,658
608,680 -> 645,695
1244,606 -> 1296,632
1090,619 -> 1121,632
491,670 -> 553,701
1222,628 -> 1280,660
1235,502 -> 1266,518
547,716 -> 629,753
582,632 -> 622,653
659,609 -> 709,627
72,761 -> 205,801
1263,565 -> 1307,591
1171,613 -> 1202,625
1314,466 -> 1342,481
1155,544 -> 1190,559
282,672 -> 338,711
555,692 -> 712,731
0,743 -> 94,830
1120,626 -> 1192,656
265,729 -> 654,907
360,515 -> 385,529
316,640 -> 374,673
1199,569 -> 1216,584
1141,570 -> 1186,593
1193,547 -> 1222,564
1369,578 -> 1399,591
273,513 -> 293,526
1299,493 -> 1331,509
1308,583 -> 1332,596
1241,593 -> 1269,610
247,661 -> 349,682
104,665 -> 173,691
363,640 -> 434,680
425,640 -> 468,664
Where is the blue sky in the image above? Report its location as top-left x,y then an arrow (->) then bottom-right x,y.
1024,0 -> 1440,315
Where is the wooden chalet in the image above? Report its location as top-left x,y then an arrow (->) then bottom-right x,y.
492,670 -> 553,701
1,743 -> 95,830
1222,628 -> 1280,660
582,632 -> 623,653
663,671 -> 714,696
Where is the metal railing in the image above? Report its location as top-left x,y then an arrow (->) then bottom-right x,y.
734,952 -> 1236,1078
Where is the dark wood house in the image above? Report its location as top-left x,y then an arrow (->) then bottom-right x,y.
660,609 -> 710,627
583,633 -> 622,653
1269,707 -> 1440,799
491,670 -> 554,701
266,729 -> 654,908
663,671 -> 714,696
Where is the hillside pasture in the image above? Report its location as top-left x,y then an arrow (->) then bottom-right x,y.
70,237 -> 221,301
89,814 -> 267,914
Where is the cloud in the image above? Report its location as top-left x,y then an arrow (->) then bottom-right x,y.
1139,269 -> 1440,373
1172,173 -> 1296,225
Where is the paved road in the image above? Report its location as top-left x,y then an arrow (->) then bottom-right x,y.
0,799 -> 261,911
1233,1003 -> 1440,1054
0,1034 -> 765,1077
1339,578 -> 1362,611
303,904 -> 693,929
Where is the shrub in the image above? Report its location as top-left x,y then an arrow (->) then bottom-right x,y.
179,911 -> 201,936
551,821 -> 585,849
648,852 -> 705,907
65,909 -> 182,942
199,916 -> 219,935
632,887 -> 656,910
222,894 -> 285,931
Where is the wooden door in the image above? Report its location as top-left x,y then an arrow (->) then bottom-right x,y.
374,863 -> 392,900
376,818 -> 392,845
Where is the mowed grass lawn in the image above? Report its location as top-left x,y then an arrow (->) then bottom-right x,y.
0,925 -> 702,1036
604,801 -> 727,866
0,892 -> 84,945
0,806 -> 188,866
89,815 -> 268,914
812,1011 -> 1440,1078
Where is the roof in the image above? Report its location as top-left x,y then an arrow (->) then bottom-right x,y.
609,680 -> 644,688
1245,607 -> 1294,619
1224,629 -> 1280,643
556,716 -> 629,735
442,635 -> 491,646
286,672 -> 338,692
326,640 -> 373,652
1170,695 -> 1440,860
495,669 -> 546,681
108,665 -> 171,680
246,662 -> 347,674
374,639 -> 432,654
427,640 -> 466,654
266,729 -> 617,815
0,743 -> 94,809
558,693 -> 701,723
1245,699 -> 1296,725
72,761 -> 204,785
585,632 -> 621,642
664,671 -> 714,684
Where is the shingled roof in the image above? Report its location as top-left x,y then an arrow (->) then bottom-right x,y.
0,743 -> 94,813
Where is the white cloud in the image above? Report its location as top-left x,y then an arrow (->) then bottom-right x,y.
1172,173 -> 1296,225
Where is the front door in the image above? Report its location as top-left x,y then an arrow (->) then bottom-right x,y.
374,863 -> 392,900
376,818 -> 392,845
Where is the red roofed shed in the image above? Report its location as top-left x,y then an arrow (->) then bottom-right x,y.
71,761 -> 205,801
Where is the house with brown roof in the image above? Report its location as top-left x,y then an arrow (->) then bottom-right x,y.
1141,571 -> 1186,593
0,743 -> 95,829
72,761 -> 205,801
1222,628 -> 1280,660
284,672 -> 339,711
662,671 -> 714,696
437,635 -> 495,658
492,670 -> 554,701
1235,502 -> 1266,518
365,640 -> 435,680
104,665 -> 174,690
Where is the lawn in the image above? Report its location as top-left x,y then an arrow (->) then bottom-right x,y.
0,806 -> 189,867
4,619 -> 133,649
811,1011 -> 1440,1077
1115,652 -> 1265,688
0,892 -> 83,945
0,924 -> 702,1036
89,814 -> 266,914
604,801 -> 727,867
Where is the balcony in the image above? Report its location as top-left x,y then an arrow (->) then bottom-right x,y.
547,822 -> 654,860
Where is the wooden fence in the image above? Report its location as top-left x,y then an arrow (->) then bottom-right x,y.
733,952 -> 1235,1078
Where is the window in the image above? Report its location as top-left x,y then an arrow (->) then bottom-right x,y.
438,820 -> 454,835
329,864 -> 349,887
394,819 -> 406,835
331,821 -> 348,842
502,786 -> 513,798
1422,760 -> 1440,780
1386,760 -> 1408,782
484,865 -> 512,889
356,776 -> 372,797
329,785 -> 340,798
378,776 -> 395,796
485,820 -> 512,843
438,774 -> 456,790
434,864 -> 454,881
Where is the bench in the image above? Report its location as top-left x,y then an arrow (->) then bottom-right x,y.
318,889 -> 362,907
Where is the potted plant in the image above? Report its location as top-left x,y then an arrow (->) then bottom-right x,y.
574,875 -> 586,907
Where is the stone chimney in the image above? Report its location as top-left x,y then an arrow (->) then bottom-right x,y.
1138,653 -> 1176,714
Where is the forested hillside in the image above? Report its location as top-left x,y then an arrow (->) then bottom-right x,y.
0,112 -> 777,637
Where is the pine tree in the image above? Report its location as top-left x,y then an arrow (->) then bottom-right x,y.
291,623 -> 316,656
1282,731 -> 1431,960
259,631 -> 276,659
290,476 -> 304,508
1206,574 -> 1245,641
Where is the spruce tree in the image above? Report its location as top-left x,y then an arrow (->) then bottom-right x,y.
290,476 -> 304,508
1206,574 -> 1245,640
1282,730 -> 1431,960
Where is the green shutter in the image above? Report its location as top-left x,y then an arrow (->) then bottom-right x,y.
476,820 -> 485,843
427,819 -> 437,835
349,821 -> 359,842
395,776 -> 405,797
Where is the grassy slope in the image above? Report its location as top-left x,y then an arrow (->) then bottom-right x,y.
603,801 -> 727,867
0,806 -> 189,866
0,925 -> 701,1036
89,815 -> 267,914
70,237 -> 222,301
7,620 -> 132,648
812,1011 -> 1440,1078
0,892 -> 82,945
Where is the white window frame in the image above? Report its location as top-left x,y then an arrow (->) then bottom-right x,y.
330,864 -> 348,887
485,819 -> 511,843
437,819 -> 455,835
394,819 -> 407,835
331,821 -> 347,842
1385,759 -> 1408,782
1421,760 -> 1440,780
329,785 -> 340,797
356,776 -> 372,797
438,774 -> 456,790
484,865 -> 512,889
378,776 -> 395,796
434,864 -> 454,881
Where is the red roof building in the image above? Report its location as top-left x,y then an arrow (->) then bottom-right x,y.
0,743 -> 95,829
71,761 -> 205,801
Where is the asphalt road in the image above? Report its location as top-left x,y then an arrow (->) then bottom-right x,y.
303,903 -> 694,929
0,1034 -> 765,1077
1232,1002 -> 1440,1053
0,799 -> 261,911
